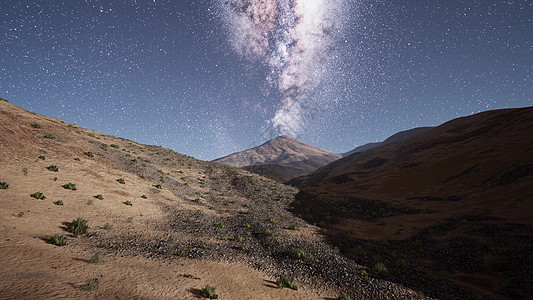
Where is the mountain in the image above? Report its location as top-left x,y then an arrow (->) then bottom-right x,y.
290,106 -> 533,299
0,100 -> 424,299
213,135 -> 342,182
343,127 -> 433,156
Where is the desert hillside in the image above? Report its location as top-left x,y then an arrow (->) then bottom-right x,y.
214,135 -> 342,182
0,100 -> 426,299
290,106 -> 533,299
343,127 -> 433,157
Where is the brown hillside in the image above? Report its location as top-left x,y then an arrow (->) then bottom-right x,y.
290,106 -> 533,299
0,101 -> 425,299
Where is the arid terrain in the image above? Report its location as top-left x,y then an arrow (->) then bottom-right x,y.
214,135 -> 342,182
290,107 -> 533,299
0,100 -> 428,299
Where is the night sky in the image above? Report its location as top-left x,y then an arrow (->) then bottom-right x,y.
1,1 -> 531,160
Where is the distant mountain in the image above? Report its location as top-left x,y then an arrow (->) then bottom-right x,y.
289,106 -> 533,299
343,127 -> 433,157
213,135 -> 342,182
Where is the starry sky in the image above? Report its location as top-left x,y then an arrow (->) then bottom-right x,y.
1,0 -> 531,160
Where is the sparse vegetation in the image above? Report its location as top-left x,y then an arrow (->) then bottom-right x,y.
358,269 -> 369,277
44,134 -> 53,139
31,123 -> 40,128
153,184 -> 162,189
67,218 -> 89,236
88,253 -> 103,264
337,293 -> 351,300
199,285 -> 218,299
371,262 -> 388,276
264,229 -> 276,236
288,225 -> 299,230
53,200 -> 63,206
93,194 -> 104,200
30,192 -> 46,200
117,178 -> 125,184
46,165 -> 59,172
38,155 -> 45,160
110,144 -> 119,149
233,235 -> 244,242
395,258 -> 409,269
141,195 -> 147,199
288,248 -> 306,260
80,278 -> 99,292
0,182 -> 8,189
123,200 -> 132,206
63,182 -> 77,190
84,151 -> 94,157
278,275 -> 297,290
47,234 -> 67,246
268,217 -> 277,224
216,223 -> 225,229
238,244 -> 249,251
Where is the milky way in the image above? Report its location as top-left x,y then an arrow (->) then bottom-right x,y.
215,0 -> 347,136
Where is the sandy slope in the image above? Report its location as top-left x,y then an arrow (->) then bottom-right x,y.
0,101 -> 326,299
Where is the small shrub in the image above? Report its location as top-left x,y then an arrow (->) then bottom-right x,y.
103,223 -> 112,230
67,218 -> 88,236
199,285 -> 218,299
117,178 -> 125,184
371,262 -> 388,276
87,133 -> 95,138
46,165 -> 59,172
47,234 -> 67,246
88,254 -> 103,264
268,218 -> 277,224
393,230 -> 401,235
492,246 -> 508,256
31,123 -> 40,128
278,275 -> 297,290
176,250 -> 187,257
44,134 -> 53,139
92,194 -> 103,200
264,229 -> 276,236
110,144 -> 119,149
84,152 -> 94,157
63,183 -> 77,190
233,235 -> 244,242
243,223 -> 251,228
53,200 -> 64,206
288,225 -> 299,230
216,223 -> 225,229
395,258 -> 409,269
80,278 -> 99,292
358,269 -> 369,277
30,192 -> 46,200
141,195 -> 147,199
123,200 -> 132,206
239,244 -> 249,251
153,184 -> 162,189
338,293 -> 351,300
288,248 -> 306,260
199,243 -> 208,249
100,144 -> 107,151
74,157 -> 80,161
0,182 -> 8,189
38,156 -> 46,160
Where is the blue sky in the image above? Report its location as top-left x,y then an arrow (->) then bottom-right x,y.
1,0 -> 531,160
